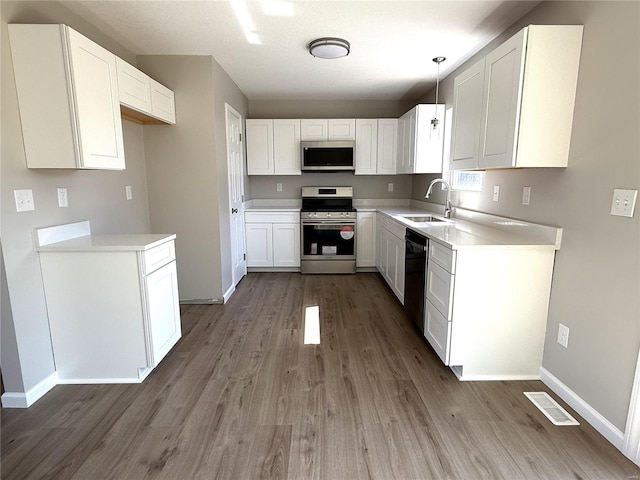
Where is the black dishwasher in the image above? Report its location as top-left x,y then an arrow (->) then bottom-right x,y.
404,229 -> 428,334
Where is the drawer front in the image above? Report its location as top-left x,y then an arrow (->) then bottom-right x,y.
426,261 -> 454,318
143,240 -> 176,275
245,211 -> 300,223
387,218 -> 406,240
429,241 -> 456,274
424,299 -> 451,365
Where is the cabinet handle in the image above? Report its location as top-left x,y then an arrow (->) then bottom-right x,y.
231,208 -> 238,214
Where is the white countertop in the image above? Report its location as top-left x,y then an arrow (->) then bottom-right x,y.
244,200 -> 562,250
36,233 -> 176,252
376,207 -> 561,250
35,221 -> 176,252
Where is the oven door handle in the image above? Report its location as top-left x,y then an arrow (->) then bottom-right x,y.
301,220 -> 356,225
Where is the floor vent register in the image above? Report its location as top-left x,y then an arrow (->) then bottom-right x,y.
524,391 -> 580,426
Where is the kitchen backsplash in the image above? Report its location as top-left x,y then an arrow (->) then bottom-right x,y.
248,172 -> 414,200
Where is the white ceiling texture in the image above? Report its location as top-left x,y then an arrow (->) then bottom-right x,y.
61,0 -> 541,101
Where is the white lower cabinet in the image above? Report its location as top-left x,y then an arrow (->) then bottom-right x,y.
37,235 -> 181,383
375,213 -> 405,303
423,240 -> 556,380
245,211 -> 300,268
356,211 -> 376,267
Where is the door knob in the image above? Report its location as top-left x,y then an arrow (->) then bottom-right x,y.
231,208 -> 238,214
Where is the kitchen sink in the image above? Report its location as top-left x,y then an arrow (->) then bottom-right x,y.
401,215 -> 448,223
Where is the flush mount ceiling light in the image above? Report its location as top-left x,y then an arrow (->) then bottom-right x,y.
308,37 -> 350,59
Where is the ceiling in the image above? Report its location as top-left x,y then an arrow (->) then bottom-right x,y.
60,0 -> 541,101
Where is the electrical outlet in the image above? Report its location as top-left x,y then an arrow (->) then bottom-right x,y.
610,188 -> 637,217
388,183 -> 394,192
557,323 -> 569,348
276,183 -> 283,192
493,185 -> 500,202
125,185 -> 133,200
522,186 -> 531,205
57,188 -> 68,207
14,189 -> 35,212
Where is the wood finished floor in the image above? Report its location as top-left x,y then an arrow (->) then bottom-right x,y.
2,272 -> 638,479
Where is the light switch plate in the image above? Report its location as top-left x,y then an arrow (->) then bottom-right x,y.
522,186 -> 531,205
57,188 -> 68,207
14,189 -> 35,212
493,185 -> 500,202
388,183 -> 394,192
125,185 -> 133,200
610,189 -> 637,217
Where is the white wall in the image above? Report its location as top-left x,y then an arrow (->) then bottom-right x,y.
1,1 -> 151,398
414,1 -> 639,431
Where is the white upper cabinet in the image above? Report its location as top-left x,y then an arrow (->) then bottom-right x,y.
116,57 -> 152,114
246,119 -> 274,175
246,119 -> 301,175
450,59 -> 485,171
377,119 -> 398,175
451,25 -> 583,170
356,118 -> 398,175
9,24 -> 125,170
355,119 -> 378,174
117,58 -> 176,125
301,119 -> 356,140
328,119 -> 356,140
273,119 -> 301,174
396,104 -> 445,174
301,119 -> 328,140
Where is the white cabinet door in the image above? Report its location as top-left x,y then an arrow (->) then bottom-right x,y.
66,27 -> 125,170
478,28 -> 526,169
376,215 -> 387,276
145,261 -> 181,367
377,119 -> 397,175
301,119 -> 328,140
426,261 -> 454,318
273,223 -> 301,267
246,119 -> 274,175
328,119 -> 356,140
116,57 -> 152,113
150,78 -> 176,124
245,223 -> 274,266
273,119 -> 301,175
356,212 -> 376,267
384,231 -> 405,304
425,299 -> 451,364
414,104 -> 445,173
355,119 -> 378,175
450,59 -> 485,171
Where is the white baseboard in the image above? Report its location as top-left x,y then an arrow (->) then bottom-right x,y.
540,367 -> 624,451
1,371 -> 58,408
223,284 -> 235,304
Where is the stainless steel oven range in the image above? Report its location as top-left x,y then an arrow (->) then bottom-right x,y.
300,186 -> 356,274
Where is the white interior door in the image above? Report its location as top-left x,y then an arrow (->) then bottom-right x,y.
225,104 -> 247,286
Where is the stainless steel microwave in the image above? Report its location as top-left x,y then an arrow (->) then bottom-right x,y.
301,141 -> 355,172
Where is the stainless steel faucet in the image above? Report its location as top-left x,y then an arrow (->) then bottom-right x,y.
425,178 -> 452,218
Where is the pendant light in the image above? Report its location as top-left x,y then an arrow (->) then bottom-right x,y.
430,56 -> 446,134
